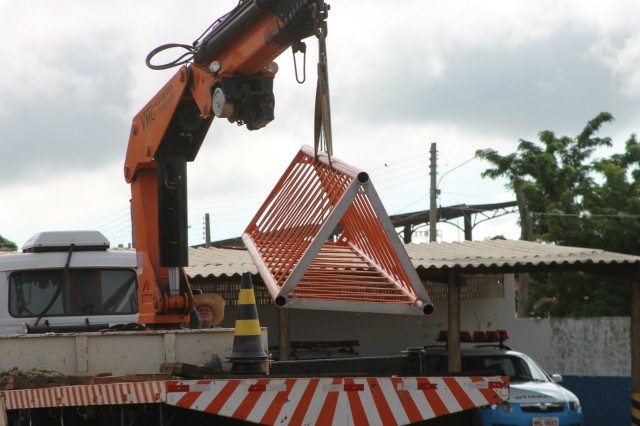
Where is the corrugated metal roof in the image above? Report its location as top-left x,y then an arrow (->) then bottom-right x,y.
186,246 -> 257,278
405,240 -> 640,269
185,239 -> 640,280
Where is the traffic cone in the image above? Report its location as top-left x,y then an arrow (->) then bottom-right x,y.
228,272 -> 269,374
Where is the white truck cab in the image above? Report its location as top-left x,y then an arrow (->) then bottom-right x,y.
0,231 -> 138,334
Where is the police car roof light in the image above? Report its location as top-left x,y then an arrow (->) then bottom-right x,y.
436,329 -> 509,344
473,331 -> 488,342
460,331 -> 472,342
486,331 -> 500,342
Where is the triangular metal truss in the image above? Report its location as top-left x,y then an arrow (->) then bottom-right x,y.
242,145 -> 433,315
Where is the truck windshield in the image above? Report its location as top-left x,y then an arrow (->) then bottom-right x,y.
9,269 -> 138,317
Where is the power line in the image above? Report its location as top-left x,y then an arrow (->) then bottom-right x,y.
80,149 -> 500,245
531,211 -> 640,218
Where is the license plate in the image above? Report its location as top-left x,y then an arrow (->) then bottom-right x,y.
532,417 -> 559,426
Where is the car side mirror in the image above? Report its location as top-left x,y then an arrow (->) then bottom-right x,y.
550,373 -> 563,383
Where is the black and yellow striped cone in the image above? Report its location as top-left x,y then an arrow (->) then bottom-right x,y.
228,272 -> 269,374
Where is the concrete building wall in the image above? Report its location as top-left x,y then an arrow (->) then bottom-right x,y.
220,274 -> 631,377
221,274 -> 518,357
509,316 -> 630,376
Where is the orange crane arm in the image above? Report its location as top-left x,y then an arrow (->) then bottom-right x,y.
123,0 -> 325,327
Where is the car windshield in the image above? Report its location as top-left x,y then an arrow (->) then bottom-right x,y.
423,352 -> 551,383
462,354 -> 549,383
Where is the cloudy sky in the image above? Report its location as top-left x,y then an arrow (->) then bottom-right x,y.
1,0 -> 640,249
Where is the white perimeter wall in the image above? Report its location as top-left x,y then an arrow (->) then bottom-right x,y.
508,316 -> 630,376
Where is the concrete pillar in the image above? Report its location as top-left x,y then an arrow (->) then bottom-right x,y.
448,270 -> 461,372
278,308 -> 291,361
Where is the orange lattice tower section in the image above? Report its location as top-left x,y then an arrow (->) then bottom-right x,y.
242,145 -> 434,315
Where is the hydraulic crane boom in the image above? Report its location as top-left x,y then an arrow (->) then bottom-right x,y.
124,0 -> 327,327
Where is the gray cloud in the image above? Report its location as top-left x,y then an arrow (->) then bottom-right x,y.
0,45 -> 130,184
337,29 -> 639,144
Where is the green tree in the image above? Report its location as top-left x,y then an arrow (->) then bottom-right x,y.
0,234 -> 17,251
478,112 -> 637,317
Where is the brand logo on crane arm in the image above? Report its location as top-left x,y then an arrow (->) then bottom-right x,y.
140,84 -> 175,132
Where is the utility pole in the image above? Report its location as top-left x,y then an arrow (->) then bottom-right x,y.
429,143 -> 438,242
205,213 -> 211,248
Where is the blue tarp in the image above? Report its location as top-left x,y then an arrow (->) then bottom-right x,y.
562,375 -> 631,426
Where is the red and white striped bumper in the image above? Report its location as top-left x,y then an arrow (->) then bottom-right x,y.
2,376 -> 508,425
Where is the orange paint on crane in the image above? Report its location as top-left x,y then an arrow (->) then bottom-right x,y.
243,145 -> 434,315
